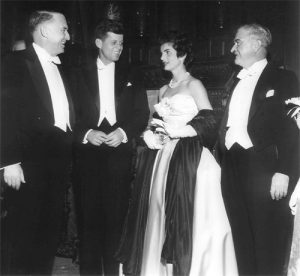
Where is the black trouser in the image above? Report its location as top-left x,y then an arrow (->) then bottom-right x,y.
1,163 -> 71,275
1,129 -> 72,276
73,121 -> 133,276
221,143 -> 293,276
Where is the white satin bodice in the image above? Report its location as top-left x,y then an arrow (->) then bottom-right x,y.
154,94 -> 198,128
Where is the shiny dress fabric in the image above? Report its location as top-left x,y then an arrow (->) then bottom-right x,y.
116,95 -> 238,276
288,179 -> 300,276
288,199 -> 300,276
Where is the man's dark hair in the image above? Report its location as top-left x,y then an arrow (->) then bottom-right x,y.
94,19 -> 124,40
159,31 -> 193,66
28,10 -> 60,35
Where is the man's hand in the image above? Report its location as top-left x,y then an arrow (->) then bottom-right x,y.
106,129 -> 124,148
87,130 -> 107,146
270,172 -> 289,200
4,164 -> 25,190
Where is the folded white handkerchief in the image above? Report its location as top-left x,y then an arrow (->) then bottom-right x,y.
266,89 -> 274,98
126,82 -> 132,87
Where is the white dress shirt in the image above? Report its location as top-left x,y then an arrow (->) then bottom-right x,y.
97,58 -> 117,126
33,43 -> 71,132
225,58 -> 268,150
82,58 -> 127,144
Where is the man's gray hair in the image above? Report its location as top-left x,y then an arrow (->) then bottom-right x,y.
241,23 -> 272,48
28,10 -> 60,35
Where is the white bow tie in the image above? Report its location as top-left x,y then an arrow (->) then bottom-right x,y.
97,64 -> 105,70
48,56 -> 61,65
237,68 -> 257,79
97,60 -> 106,70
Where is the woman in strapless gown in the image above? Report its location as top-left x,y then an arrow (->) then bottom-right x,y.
116,31 -> 238,276
288,109 -> 300,276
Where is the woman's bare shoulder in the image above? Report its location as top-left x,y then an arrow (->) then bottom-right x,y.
187,76 -> 205,90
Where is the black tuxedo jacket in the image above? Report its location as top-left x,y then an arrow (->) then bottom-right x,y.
218,63 -> 299,177
1,45 -> 75,168
71,59 -> 149,149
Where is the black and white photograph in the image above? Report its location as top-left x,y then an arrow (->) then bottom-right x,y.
1,1 -> 299,275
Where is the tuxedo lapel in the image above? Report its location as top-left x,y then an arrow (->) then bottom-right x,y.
219,75 -> 240,133
114,64 -> 126,111
57,64 -> 75,127
217,74 -> 240,149
248,64 -> 273,121
82,60 -> 100,112
25,46 -> 54,117
85,62 -> 100,112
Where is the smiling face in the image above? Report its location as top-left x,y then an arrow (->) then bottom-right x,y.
231,27 -> 258,69
160,42 -> 182,72
96,32 -> 123,65
43,13 -> 70,56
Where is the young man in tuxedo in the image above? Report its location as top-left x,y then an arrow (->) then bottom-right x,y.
71,19 -> 149,275
217,23 -> 300,276
1,10 -> 74,275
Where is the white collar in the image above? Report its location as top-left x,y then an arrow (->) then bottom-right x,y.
96,57 -> 114,70
237,58 -> 267,79
32,43 -> 61,64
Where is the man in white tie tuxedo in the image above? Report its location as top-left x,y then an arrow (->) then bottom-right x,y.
1,10 -> 74,275
70,19 -> 149,276
217,23 -> 299,275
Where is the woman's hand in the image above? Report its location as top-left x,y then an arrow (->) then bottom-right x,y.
294,113 -> 300,129
143,130 -> 163,150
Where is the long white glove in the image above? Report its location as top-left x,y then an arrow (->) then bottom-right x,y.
164,124 -> 197,139
143,130 -> 164,150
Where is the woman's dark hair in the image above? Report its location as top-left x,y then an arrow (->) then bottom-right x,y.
94,19 -> 124,40
159,31 -> 193,66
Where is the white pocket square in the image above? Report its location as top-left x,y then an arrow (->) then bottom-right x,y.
126,82 -> 132,87
266,90 -> 274,98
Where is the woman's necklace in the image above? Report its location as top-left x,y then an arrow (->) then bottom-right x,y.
169,72 -> 190,88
